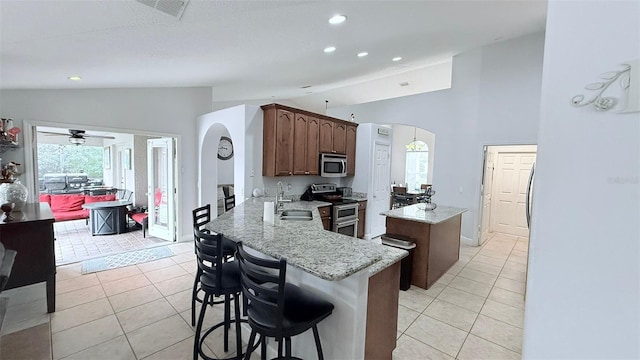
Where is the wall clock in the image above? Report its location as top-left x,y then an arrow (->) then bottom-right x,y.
217,136 -> 234,160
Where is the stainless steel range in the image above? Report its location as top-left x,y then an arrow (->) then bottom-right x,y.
301,183 -> 359,237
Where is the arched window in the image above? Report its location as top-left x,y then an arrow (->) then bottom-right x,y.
405,140 -> 428,192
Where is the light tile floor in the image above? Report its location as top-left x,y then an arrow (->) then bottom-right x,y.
0,232 -> 527,359
54,219 -> 165,265
393,232 -> 528,359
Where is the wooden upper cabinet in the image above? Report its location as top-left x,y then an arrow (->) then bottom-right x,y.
262,104 -> 357,177
292,113 -> 308,175
319,119 -> 334,153
333,123 -> 347,154
262,107 -> 294,176
274,109 -> 295,176
346,124 -> 357,176
306,117 -> 320,175
292,114 -> 319,175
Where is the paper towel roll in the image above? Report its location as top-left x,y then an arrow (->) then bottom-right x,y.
263,202 -> 275,224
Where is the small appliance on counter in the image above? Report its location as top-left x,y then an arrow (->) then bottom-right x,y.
336,187 -> 352,198
301,183 -> 359,237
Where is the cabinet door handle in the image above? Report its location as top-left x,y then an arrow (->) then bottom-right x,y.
289,172 -> 292,175
332,150 -> 336,153
305,171 -> 309,175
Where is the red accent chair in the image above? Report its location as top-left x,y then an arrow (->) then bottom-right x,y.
129,188 -> 162,238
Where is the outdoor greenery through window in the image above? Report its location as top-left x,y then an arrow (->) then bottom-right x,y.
405,140 -> 428,192
38,144 -> 104,179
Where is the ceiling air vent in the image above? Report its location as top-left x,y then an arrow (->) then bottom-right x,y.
136,0 -> 190,20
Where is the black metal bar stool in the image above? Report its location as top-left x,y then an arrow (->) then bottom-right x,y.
236,242 -> 335,360
192,204 -> 237,326
193,229 -> 243,360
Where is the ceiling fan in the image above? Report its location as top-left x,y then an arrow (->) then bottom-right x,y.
38,129 -> 116,145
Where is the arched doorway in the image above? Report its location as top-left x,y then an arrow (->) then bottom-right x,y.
200,123 -> 234,218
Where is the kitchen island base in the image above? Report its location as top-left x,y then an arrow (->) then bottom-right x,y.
365,261 -> 400,359
241,246 -> 402,359
386,214 -> 462,289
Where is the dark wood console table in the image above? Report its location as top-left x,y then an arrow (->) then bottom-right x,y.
0,203 -> 56,313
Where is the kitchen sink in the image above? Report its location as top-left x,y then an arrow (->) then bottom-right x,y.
280,209 -> 313,221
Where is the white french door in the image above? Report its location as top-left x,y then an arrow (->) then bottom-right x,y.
147,138 -> 176,241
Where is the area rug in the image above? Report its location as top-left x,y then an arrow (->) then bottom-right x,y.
81,246 -> 174,274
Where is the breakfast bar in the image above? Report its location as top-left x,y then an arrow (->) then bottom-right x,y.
381,204 -> 467,289
205,197 -> 406,359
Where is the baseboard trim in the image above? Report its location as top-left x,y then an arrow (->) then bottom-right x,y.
461,235 -> 477,247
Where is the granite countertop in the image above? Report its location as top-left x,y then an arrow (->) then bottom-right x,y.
380,204 -> 467,224
205,198 -> 405,281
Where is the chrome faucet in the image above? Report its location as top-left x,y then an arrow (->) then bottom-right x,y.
275,181 -> 291,213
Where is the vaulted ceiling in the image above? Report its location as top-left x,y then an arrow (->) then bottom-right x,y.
0,0 -> 547,106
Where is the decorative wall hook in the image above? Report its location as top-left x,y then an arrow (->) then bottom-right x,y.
571,63 -> 631,111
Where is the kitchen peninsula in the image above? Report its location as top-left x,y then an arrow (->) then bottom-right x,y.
205,198 -> 406,359
381,204 -> 467,289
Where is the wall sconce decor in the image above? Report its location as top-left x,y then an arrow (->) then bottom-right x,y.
572,59 -> 639,112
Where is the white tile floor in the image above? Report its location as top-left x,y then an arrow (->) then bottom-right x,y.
0,233 -> 527,359
394,232 -> 528,359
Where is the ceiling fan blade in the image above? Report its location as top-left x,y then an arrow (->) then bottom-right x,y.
38,131 -> 69,136
82,134 -> 116,139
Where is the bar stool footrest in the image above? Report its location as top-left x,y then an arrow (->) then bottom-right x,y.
197,318 -> 248,360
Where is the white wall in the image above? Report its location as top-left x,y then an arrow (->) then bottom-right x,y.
390,125 -> 435,187
523,1 -> 639,358
103,133 -> 134,190
133,135 -> 155,207
0,87 -> 212,241
329,32 -> 545,245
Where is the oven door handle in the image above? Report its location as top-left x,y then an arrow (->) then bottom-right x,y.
334,218 -> 358,225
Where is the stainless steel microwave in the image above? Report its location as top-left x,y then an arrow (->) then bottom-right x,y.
320,153 -> 347,178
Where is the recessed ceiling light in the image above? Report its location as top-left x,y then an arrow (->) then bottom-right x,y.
357,52 -> 368,58
392,57 -> 402,62
328,15 -> 347,24
324,46 -> 336,53
68,76 -> 82,81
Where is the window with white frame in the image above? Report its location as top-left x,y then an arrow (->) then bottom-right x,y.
405,140 -> 428,192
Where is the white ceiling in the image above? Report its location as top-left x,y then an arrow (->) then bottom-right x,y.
0,0 -> 547,105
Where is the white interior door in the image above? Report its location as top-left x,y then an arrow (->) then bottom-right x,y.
491,147 -> 537,236
479,147 -> 496,245
370,142 -> 391,238
147,138 -> 176,241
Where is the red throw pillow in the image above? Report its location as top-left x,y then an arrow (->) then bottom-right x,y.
50,194 -> 85,212
84,194 -> 116,204
39,194 -> 51,204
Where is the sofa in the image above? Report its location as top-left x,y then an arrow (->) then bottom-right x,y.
39,193 -> 116,222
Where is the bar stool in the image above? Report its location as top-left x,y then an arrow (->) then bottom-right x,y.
192,204 -> 237,326
193,229 -> 243,360
236,242 -> 335,360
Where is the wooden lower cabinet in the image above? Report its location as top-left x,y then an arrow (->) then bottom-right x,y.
357,200 -> 367,238
318,205 -> 331,231
365,261 -> 400,360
